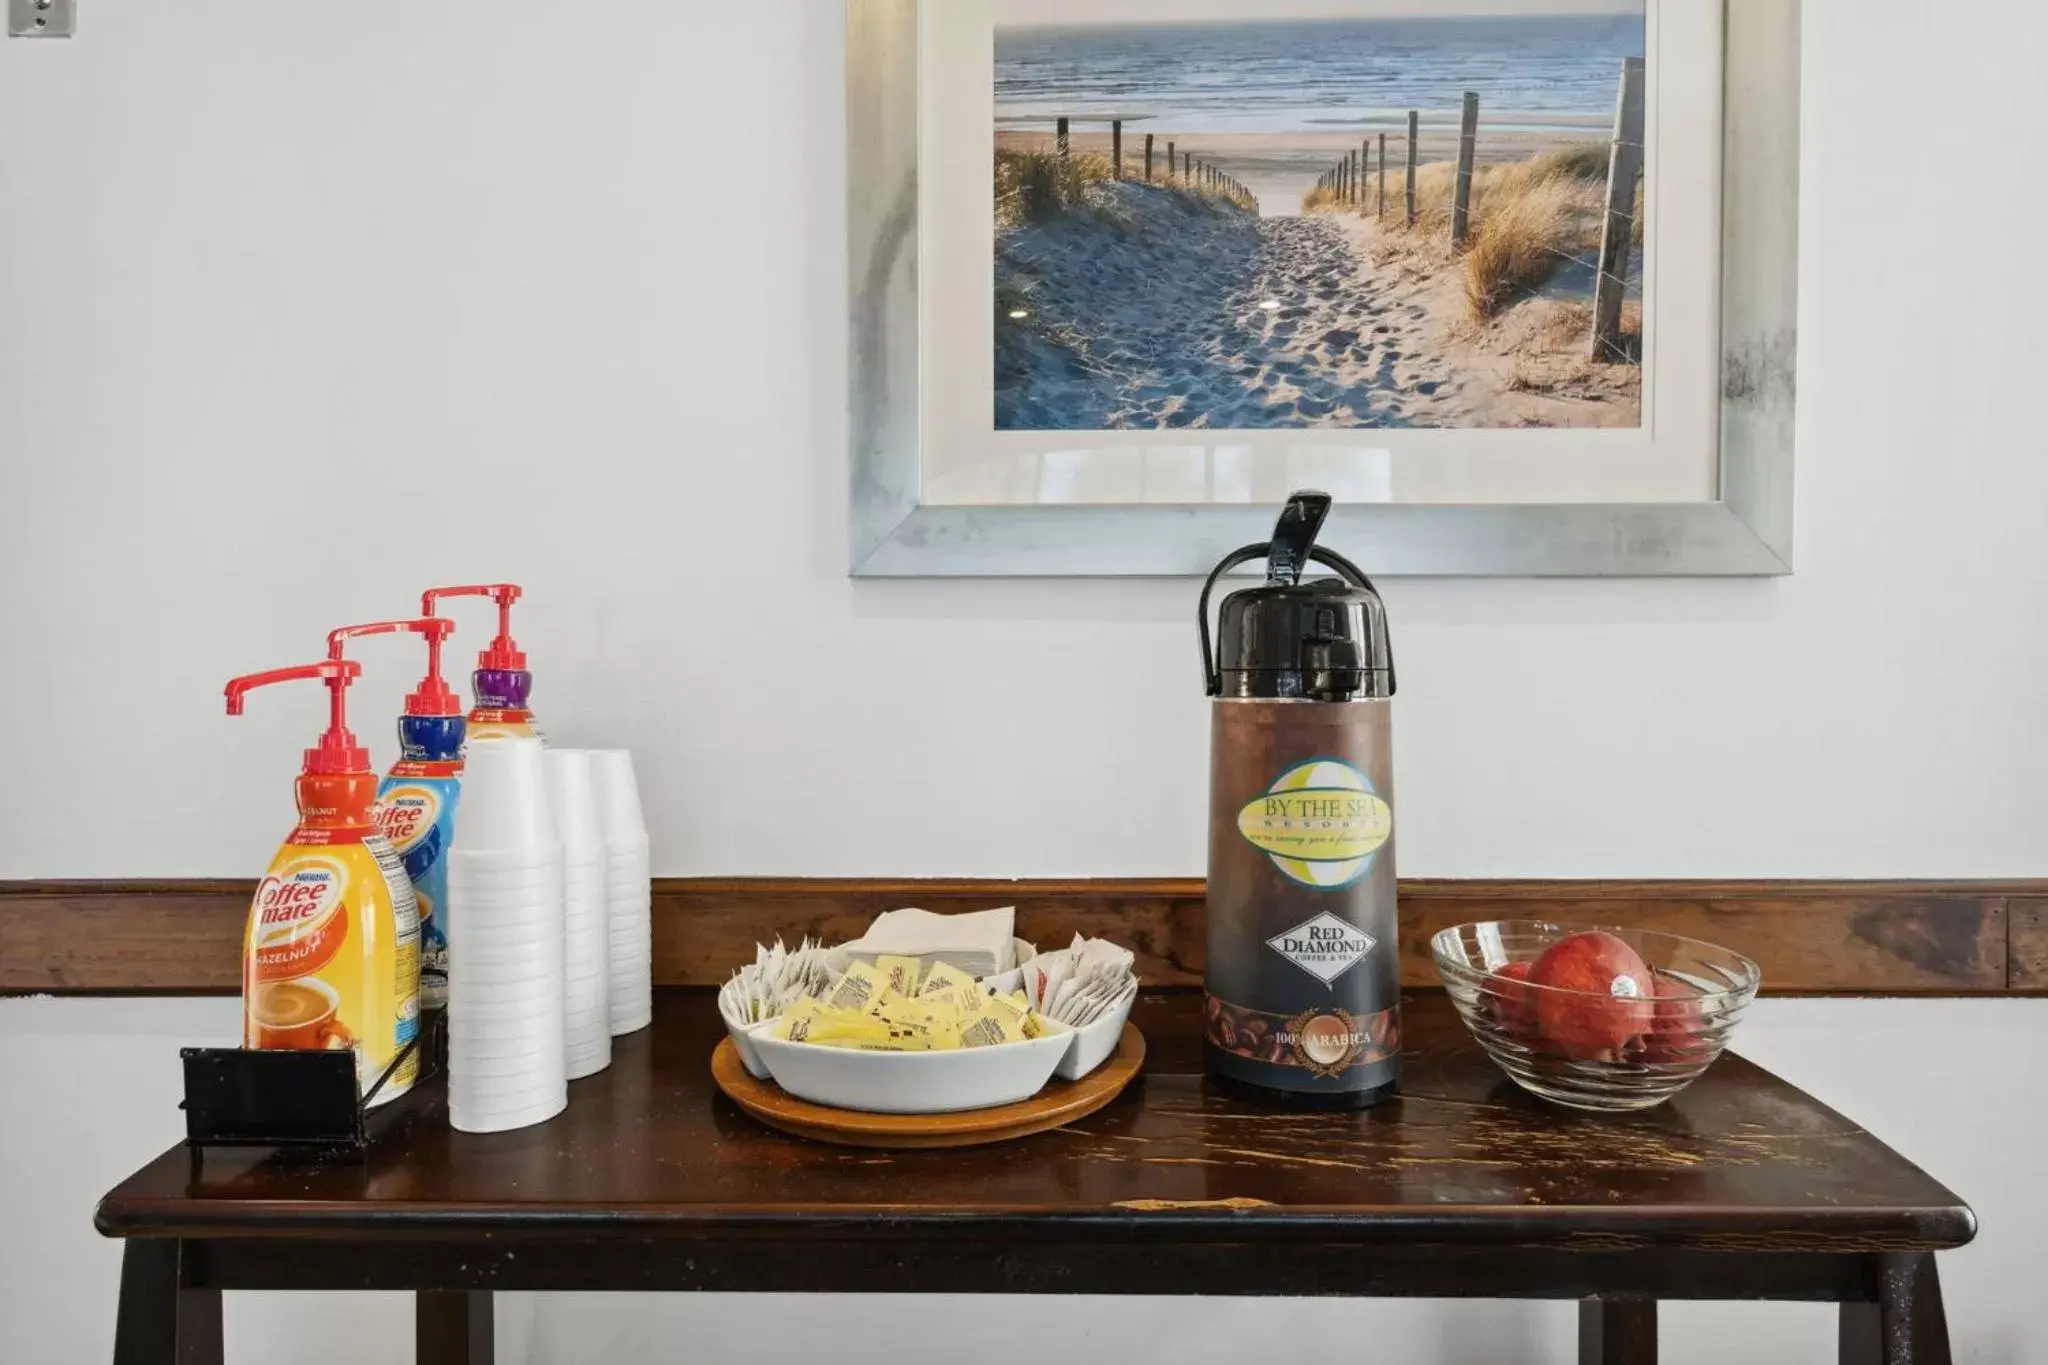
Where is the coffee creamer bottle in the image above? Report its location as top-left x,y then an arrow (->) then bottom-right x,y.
225,657 -> 422,1106
1198,491 -> 1399,1109
328,618 -> 464,1011
421,583 -> 540,742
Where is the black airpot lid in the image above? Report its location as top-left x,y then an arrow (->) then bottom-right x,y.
1199,491 -> 1395,702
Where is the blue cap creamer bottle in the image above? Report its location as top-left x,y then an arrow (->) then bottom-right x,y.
331,618 -> 465,1011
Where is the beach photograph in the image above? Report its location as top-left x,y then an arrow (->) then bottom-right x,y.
993,0 -> 1649,431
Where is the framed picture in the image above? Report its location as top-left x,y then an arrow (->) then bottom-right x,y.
848,0 -> 1798,576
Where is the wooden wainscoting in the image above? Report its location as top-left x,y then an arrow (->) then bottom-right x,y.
2,878 -> 2044,996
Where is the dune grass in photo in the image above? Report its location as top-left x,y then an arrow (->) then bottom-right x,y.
995,147 -> 1256,229
1304,143 -> 1640,323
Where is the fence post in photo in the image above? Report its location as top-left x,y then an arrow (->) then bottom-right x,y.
1112,119 -> 1123,181
1591,56 -> 1648,362
1405,109 -> 1419,225
1360,140 -> 1372,213
1167,140 -> 1177,183
1183,150 -> 1192,183
1452,91 -> 1480,247
1349,149 -> 1359,204
1144,132 -> 1154,183
1057,116 -> 1070,160
1378,132 -> 1388,217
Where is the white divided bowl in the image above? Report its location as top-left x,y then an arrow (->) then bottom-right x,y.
1049,992 -> 1136,1082
751,1019 -> 1074,1114
726,1017 -> 774,1080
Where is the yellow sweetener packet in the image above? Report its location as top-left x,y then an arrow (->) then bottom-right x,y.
800,1007 -> 891,1043
771,996 -> 824,1041
983,988 -> 1048,1039
916,983 -> 986,1021
955,1010 -> 1027,1049
876,954 -> 923,997
823,961 -> 881,1013
916,961 -> 976,997
912,992 -> 966,1033
820,1018 -> 938,1052
865,985 -> 911,1019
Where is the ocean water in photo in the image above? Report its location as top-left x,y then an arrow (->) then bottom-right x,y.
996,15 -> 1646,130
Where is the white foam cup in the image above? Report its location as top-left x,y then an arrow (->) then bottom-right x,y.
451,969 -> 565,1003
449,1045 -> 565,1078
589,750 -> 648,846
450,1010 -> 569,1039
450,1019 -> 565,1055
454,738 -> 555,853
543,750 -> 605,861
450,1091 -> 567,1135
451,959 -> 566,994
448,843 -> 565,873
450,859 -> 565,892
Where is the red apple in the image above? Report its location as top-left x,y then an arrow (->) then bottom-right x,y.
1529,931 -> 1654,1060
1484,961 -> 1541,1043
1640,973 -> 1711,1062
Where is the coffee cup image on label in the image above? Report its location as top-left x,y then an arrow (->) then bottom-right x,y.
250,976 -> 351,1050
1236,758 -> 1392,889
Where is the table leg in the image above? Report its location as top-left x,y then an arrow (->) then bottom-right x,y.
1839,1253 -> 1952,1365
417,1290 -> 494,1365
113,1240 -> 221,1365
1579,1298 -> 1657,1364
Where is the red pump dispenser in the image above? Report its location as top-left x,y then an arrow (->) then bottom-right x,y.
226,659 -> 370,784
326,617 -> 461,717
422,583 -> 540,741
422,583 -> 525,673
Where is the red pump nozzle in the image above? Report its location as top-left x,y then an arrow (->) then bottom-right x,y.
224,659 -> 369,776
326,618 -> 461,717
421,584 -> 525,672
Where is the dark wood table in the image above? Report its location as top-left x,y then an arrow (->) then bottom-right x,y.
96,990 -> 1973,1365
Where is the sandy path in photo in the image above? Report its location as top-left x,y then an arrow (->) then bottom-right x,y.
996,174 -> 1638,431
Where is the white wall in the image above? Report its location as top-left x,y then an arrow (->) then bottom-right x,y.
1,0 -> 2043,1361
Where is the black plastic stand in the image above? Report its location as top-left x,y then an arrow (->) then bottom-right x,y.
180,1010 -> 444,1160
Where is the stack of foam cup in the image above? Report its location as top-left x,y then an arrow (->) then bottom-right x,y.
543,749 -> 611,1079
445,737 -> 568,1133
591,749 -> 652,1035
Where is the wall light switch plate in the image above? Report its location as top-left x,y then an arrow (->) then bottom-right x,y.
8,0 -> 76,38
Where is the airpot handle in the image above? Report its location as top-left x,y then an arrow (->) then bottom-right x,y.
1198,491 -> 1386,697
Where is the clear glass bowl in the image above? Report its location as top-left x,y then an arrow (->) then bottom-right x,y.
1431,920 -> 1762,1113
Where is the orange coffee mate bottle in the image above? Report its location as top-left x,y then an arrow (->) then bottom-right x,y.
225,658 -> 421,1106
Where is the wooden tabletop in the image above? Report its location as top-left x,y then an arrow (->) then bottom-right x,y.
96,991 -> 1973,1255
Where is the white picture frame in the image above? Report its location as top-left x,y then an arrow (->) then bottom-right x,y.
847,0 -> 1799,577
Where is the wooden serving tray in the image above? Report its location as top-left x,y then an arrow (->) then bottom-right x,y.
710,1024 -> 1146,1148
